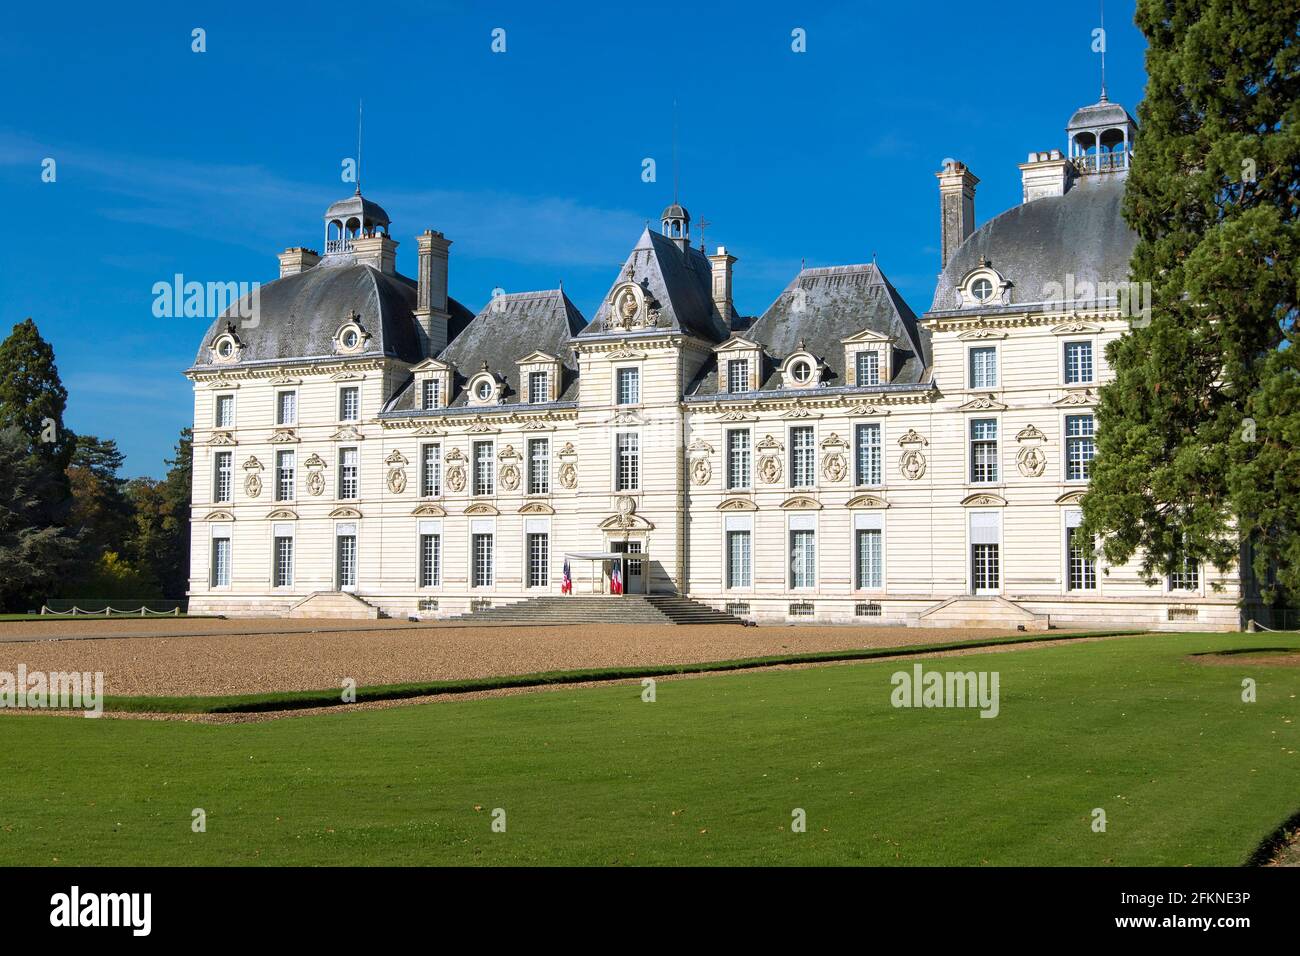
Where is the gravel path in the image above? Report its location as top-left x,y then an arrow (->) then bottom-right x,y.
0,619 -> 1063,697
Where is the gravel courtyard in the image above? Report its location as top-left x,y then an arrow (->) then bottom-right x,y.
0,618 -> 1055,697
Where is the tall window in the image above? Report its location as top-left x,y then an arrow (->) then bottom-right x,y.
528,438 -> 550,495
276,391 -> 297,426
969,347 -> 998,389
790,426 -> 815,487
210,536 -> 231,587
472,533 -> 494,587
726,430 -> 751,490
274,536 -> 293,587
970,419 -> 998,483
339,386 -> 360,422
1169,555 -> 1200,592
213,451 -> 233,502
616,367 -> 640,405
338,447 -> 359,499
790,529 -> 816,588
337,533 -> 357,588
1066,526 -> 1096,591
856,528 -> 883,589
727,359 -> 749,393
527,533 -> 549,587
1064,341 -> 1094,384
856,350 -> 881,386
855,423 -> 882,486
215,394 -> 235,428
419,533 -> 441,587
727,530 -> 752,588
972,543 -> 1000,592
1065,415 -> 1095,481
616,432 -> 639,491
421,444 -> 441,497
473,441 -> 495,496
275,450 -> 295,502
528,371 -> 550,405
421,378 -> 441,410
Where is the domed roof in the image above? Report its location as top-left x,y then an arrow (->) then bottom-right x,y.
928,176 -> 1138,315
1067,98 -> 1137,131
193,262 -> 425,366
324,189 -> 391,227
661,203 -> 690,222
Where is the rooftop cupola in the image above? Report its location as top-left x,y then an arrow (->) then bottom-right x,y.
1066,94 -> 1138,176
324,189 -> 392,256
661,202 -> 690,253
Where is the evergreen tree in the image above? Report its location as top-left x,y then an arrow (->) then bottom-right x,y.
1079,0 -> 1300,602
0,317 -> 74,470
0,427 -> 79,611
65,435 -> 149,596
126,427 -> 192,599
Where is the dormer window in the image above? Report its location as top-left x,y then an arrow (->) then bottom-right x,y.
210,328 -> 242,364
334,316 -> 369,354
516,351 -> 562,405
476,380 -> 493,401
342,328 -> 360,349
467,365 -> 503,407
958,264 -> 1008,309
713,335 -> 762,395
780,344 -> 824,389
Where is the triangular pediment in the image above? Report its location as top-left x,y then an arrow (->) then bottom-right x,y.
841,327 -> 894,345
713,334 -> 761,353
412,357 -> 452,373
516,350 -> 561,365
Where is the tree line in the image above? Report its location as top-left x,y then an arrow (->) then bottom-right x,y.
0,318 -> 191,612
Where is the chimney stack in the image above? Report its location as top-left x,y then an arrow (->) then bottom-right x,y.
351,234 -> 399,275
936,160 -> 979,269
1018,149 -> 1073,203
707,246 -> 737,330
277,247 -> 320,278
415,230 -> 453,356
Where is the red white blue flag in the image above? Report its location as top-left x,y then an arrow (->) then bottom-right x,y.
561,558 -> 572,595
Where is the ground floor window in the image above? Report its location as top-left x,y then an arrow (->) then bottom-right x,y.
337,535 -> 357,589
273,536 -> 293,587
1168,556 -> 1200,592
972,543 -> 1000,593
420,533 -> 441,588
855,528 -> 882,589
790,529 -> 816,588
210,537 -> 231,587
726,530 -> 751,588
472,533 -> 494,588
1066,526 -> 1096,591
527,533 -> 549,587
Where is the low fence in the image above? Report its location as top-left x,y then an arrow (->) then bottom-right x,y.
40,599 -> 186,617
1244,606 -> 1299,632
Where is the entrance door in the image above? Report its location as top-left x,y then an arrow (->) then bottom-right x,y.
337,534 -> 357,592
611,541 -> 644,594
971,543 -> 1000,595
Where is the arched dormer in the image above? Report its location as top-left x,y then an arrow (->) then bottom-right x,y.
957,260 -> 1011,309
780,341 -> 825,389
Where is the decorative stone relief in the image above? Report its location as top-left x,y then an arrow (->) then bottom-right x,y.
303,453 -> 326,496
498,444 -> 522,492
557,442 -> 578,490
756,434 -> 783,485
690,457 -> 712,486
385,450 -> 409,494
819,433 -> 849,482
897,429 -> 928,481
243,456 -> 264,498
445,447 -> 467,494
1015,424 -> 1048,478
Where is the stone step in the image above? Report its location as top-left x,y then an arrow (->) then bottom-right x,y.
448,594 -> 749,626
287,591 -> 385,620
915,596 -> 1050,630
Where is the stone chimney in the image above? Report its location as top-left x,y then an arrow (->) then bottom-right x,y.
277,247 -> 320,278
1019,149 -> 1073,203
414,230 -> 453,356
936,160 -> 979,269
707,246 -> 737,329
351,234 -> 399,275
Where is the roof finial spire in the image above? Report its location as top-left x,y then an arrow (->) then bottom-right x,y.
356,98 -> 364,195
1098,0 -> 1108,102
672,97 -> 680,205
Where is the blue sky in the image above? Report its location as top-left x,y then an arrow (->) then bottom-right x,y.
0,0 -> 1147,477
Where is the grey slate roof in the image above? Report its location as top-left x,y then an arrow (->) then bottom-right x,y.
689,263 -> 929,395
927,175 -> 1138,315
385,289 -> 587,411
581,228 -> 734,342
193,260 -> 474,367
1067,99 -> 1138,132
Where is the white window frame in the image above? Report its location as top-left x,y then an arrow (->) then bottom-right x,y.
338,385 -> 361,423
853,514 -> 885,592
213,450 -> 233,503
275,449 -> 295,502
335,523 -> 358,591
214,393 -> 236,429
725,527 -> 752,589
1063,509 -> 1098,592
472,440 -> 495,497
338,447 -> 360,499
420,378 -> 442,411
1064,413 -> 1096,483
209,526 -> 232,589
726,358 -> 750,394
788,425 -> 816,490
788,516 -> 817,590
418,523 -> 442,589
968,510 -> 1002,595
527,371 -> 550,405
471,528 -> 495,589
725,428 -> 752,491
528,437 -> 550,496
1063,339 -> 1095,386
615,366 -> 641,406
968,418 -> 1000,485
526,530 -> 550,588
420,443 -> 441,498
854,422 -> 882,487
272,531 -> 294,589
614,430 -> 640,492
855,350 -> 881,387
276,389 -> 298,426
967,345 -> 999,390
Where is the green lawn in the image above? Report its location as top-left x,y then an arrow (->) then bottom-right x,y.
0,631 -> 1295,866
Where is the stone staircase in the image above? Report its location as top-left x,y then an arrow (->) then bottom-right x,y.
287,591 -> 385,620
915,596 -> 1050,631
448,594 -> 750,626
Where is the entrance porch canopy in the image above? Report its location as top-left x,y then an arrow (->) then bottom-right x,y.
563,551 -> 647,594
